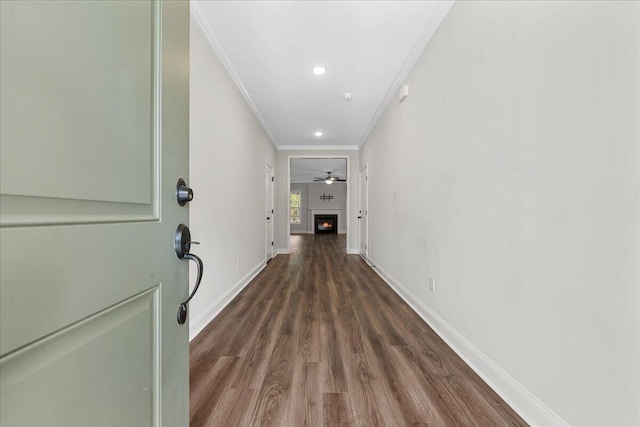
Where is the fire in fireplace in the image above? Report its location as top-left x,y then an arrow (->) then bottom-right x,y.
314,214 -> 337,234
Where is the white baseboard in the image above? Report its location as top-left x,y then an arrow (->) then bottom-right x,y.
189,260 -> 266,341
276,248 -> 290,255
367,257 -> 568,427
347,248 -> 359,254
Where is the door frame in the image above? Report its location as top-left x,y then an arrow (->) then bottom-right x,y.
265,161 -> 275,262
359,163 -> 368,260
287,155 -> 350,253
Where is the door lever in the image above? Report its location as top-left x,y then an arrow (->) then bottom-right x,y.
174,224 -> 204,325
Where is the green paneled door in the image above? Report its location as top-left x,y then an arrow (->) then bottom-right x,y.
0,1 -> 190,425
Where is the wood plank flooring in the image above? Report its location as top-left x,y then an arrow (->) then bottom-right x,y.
190,234 -> 527,426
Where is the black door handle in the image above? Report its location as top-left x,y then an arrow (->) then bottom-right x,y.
174,224 -> 204,325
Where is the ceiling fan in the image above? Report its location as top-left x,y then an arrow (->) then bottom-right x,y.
314,172 -> 346,185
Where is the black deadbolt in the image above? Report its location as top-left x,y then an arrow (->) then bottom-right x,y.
176,178 -> 193,206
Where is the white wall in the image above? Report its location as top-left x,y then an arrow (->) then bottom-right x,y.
360,2 -> 639,426
308,182 -> 346,210
189,17 -> 276,340
276,150 -> 359,253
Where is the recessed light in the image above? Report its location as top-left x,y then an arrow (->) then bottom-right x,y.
344,92 -> 353,101
312,66 -> 326,75
314,131 -> 323,137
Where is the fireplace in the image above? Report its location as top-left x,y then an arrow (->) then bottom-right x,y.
314,214 -> 337,234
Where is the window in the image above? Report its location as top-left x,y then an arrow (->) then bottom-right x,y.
290,191 -> 301,224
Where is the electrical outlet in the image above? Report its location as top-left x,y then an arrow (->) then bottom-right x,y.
236,258 -> 241,269
429,277 -> 436,293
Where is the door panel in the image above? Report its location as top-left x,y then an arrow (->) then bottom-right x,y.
359,166 -> 368,259
266,163 -> 274,260
0,1 -> 154,205
0,1 -> 189,425
0,0 -> 156,227
1,288 -> 157,427
0,223 -> 161,354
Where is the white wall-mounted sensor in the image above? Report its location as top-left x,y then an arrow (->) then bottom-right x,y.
399,84 -> 409,103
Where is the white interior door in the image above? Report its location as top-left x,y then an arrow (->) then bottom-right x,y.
266,163 -> 274,261
0,1 -> 190,425
359,166 -> 368,259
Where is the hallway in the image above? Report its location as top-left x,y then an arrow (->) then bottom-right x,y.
189,234 -> 526,426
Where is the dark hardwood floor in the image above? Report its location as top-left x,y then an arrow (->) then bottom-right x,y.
190,234 -> 527,426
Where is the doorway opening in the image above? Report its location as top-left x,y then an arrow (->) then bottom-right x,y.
287,156 -> 349,253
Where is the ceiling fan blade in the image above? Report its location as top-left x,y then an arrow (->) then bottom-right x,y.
313,172 -> 346,182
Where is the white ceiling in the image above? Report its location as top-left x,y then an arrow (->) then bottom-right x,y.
290,158 -> 347,183
191,1 -> 453,150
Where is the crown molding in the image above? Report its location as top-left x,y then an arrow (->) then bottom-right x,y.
356,0 -> 455,148
190,2 -> 279,148
277,145 -> 359,151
